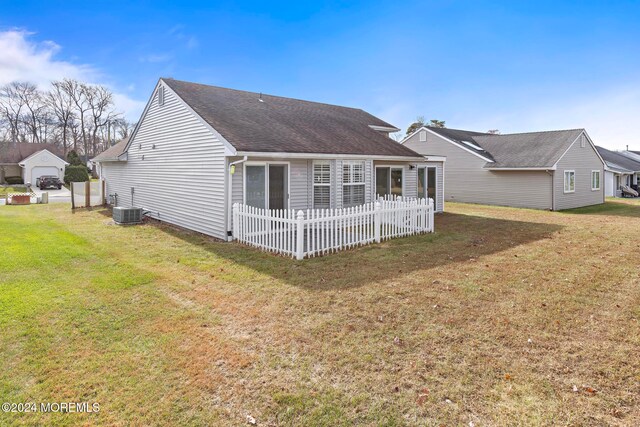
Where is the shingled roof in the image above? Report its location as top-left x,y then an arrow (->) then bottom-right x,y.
162,78 -> 421,158
0,143 -> 64,164
596,146 -> 640,173
424,126 -> 590,169
91,138 -> 128,162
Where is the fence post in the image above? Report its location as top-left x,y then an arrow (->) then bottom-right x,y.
296,210 -> 305,260
101,179 -> 106,206
374,201 -> 381,243
84,181 -> 90,207
232,203 -> 239,241
428,198 -> 435,232
70,182 -> 75,209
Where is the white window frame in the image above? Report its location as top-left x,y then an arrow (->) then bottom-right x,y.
342,160 -> 366,207
313,161 -> 331,209
591,170 -> 601,191
564,170 -> 575,193
243,161 -> 290,209
375,165 -> 404,197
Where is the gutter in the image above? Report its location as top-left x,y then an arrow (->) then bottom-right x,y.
227,156 -> 248,241
235,151 -> 425,161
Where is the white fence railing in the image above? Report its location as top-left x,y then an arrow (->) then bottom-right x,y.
233,197 -> 434,259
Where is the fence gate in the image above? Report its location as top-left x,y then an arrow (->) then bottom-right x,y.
71,180 -> 105,208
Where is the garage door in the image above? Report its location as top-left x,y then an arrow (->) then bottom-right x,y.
32,166 -> 60,184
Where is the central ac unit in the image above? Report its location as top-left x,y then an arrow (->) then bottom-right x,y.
113,207 -> 143,224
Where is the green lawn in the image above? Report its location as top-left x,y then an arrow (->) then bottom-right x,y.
0,200 -> 639,426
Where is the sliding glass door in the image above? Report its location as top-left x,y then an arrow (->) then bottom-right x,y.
268,165 -> 287,210
245,165 -> 266,209
244,163 -> 288,210
376,167 -> 403,197
418,166 -> 437,210
376,168 -> 389,197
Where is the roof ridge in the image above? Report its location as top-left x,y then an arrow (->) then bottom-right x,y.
425,125 -> 490,136
162,77 -> 369,114
478,128 -> 584,137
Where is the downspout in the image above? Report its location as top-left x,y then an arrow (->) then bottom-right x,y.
227,156 -> 248,241
546,170 -> 554,211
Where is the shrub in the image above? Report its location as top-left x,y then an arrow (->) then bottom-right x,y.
64,165 -> 89,184
4,176 -> 24,185
66,150 -> 84,166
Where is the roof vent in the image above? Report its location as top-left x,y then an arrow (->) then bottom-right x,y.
258,92 -> 264,103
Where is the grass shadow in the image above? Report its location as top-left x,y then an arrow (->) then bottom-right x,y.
562,199 -> 640,217
151,212 -> 564,291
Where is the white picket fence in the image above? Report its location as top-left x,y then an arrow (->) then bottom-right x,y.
232,197 -> 434,259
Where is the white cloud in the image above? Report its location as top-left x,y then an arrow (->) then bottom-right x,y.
0,30 -> 145,120
139,53 -> 173,63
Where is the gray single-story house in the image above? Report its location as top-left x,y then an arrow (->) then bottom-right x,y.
0,144 -> 68,185
93,78 -> 444,241
595,146 -> 640,197
401,126 -> 605,211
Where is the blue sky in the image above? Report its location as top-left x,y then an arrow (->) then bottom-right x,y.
1,0 -> 640,149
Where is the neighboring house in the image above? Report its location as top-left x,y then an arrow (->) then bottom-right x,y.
92,78 -> 444,241
596,146 -> 640,196
402,126 -> 605,210
0,143 -> 68,185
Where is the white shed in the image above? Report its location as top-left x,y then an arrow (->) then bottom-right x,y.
19,149 -> 68,186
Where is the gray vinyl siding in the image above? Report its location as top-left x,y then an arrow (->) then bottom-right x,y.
554,136 -> 604,210
100,83 -> 228,240
404,131 -> 552,210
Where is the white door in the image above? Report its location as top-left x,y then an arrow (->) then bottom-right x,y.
32,166 -> 60,185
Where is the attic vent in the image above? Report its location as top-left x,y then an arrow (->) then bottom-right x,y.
580,134 -> 586,148
158,86 -> 165,106
419,130 -> 427,142
461,140 -> 483,151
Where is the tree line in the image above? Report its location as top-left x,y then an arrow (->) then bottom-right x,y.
0,79 -> 136,158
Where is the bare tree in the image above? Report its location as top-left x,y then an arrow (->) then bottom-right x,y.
0,82 -> 30,145
85,85 -> 117,156
48,80 -> 76,155
61,79 -> 91,155
113,118 -> 136,141
0,78 -> 127,157
12,82 -> 47,144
